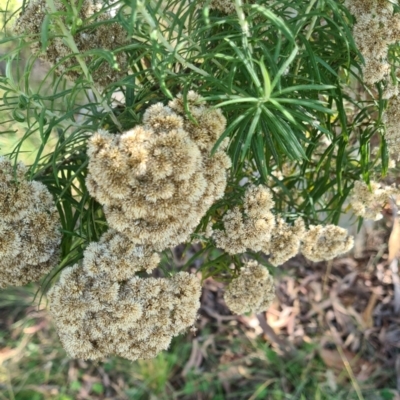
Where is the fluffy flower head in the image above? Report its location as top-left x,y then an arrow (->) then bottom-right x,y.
350,180 -> 398,220
86,93 -> 231,250
14,0 -> 129,87
263,218 -> 305,266
301,225 -> 354,262
49,231 -> 200,361
344,0 -> 400,84
0,157 -> 61,288
213,185 -> 275,254
224,260 -> 275,315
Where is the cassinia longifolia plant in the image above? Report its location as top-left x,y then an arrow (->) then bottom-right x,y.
0,0 -> 398,361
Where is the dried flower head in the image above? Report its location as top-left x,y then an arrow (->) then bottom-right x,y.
344,0 -> 395,18
344,0 -> 400,84
14,0 -> 129,87
168,91 -> 229,154
208,0 -> 236,14
350,180 -> 398,220
224,260 -> 275,315
86,93 -> 231,251
198,0 -> 256,15
213,185 -> 275,254
49,239 -> 200,360
82,230 -> 160,280
263,218 -> 305,266
301,225 -> 354,262
0,157 -> 61,288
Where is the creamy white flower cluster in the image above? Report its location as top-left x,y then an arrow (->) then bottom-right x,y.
344,0 -> 400,85
14,0 -> 129,87
50,92 -> 231,360
49,230 -> 201,361
350,180 -> 398,220
86,91 -> 231,251
0,157 -> 61,288
213,185 -> 354,265
213,184 -> 354,315
224,260 -> 275,315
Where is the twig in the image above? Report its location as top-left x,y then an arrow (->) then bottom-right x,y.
256,313 -> 295,356
335,344 -> 365,400
323,259 -> 333,293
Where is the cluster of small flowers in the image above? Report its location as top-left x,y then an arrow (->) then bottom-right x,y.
14,0 -> 128,88
207,0 -> 236,14
200,0 -> 258,15
224,260 -> 275,315
49,230 -> 201,361
86,91 -> 231,251
301,225 -> 354,262
265,217 -> 306,265
213,184 -> 353,264
350,180 -> 398,220
344,0 -> 400,85
0,157 -> 61,288
213,185 -> 275,254
48,93 -> 230,360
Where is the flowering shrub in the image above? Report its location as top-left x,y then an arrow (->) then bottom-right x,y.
1,0 -> 399,361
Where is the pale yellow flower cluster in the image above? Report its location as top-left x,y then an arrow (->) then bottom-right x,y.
265,218 -> 305,266
213,185 -> 275,254
344,0 -> 400,85
213,184 -> 353,264
350,180 -> 398,220
301,225 -> 354,262
86,92 -> 231,251
50,93 -> 227,360
201,0 -> 256,15
81,229 -> 161,280
49,230 -> 201,361
383,96 -> 400,160
14,0 -> 128,87
0,157 -> 61,288
224,260 -> 275,314
208,0 -> 236,14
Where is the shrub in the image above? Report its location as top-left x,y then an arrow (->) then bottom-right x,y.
0,0 -> 398,360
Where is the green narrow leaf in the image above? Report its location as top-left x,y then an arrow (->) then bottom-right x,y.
260,118 -> 280,166
275,84 -> 335,97
12,108 -> 25,122
240,106 -> 261,162
40,14 -> 50,51
381,136 -> 389,177
262,105 -> 306,160
270,44 -> 299,92
335,88 -> 349,140
224,38 -> 261,89
251,130 -> 268,182
125,79 -> 135,107
259,58 -> 271,100
336,138 -> 346,196
211,109 -> 253,155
